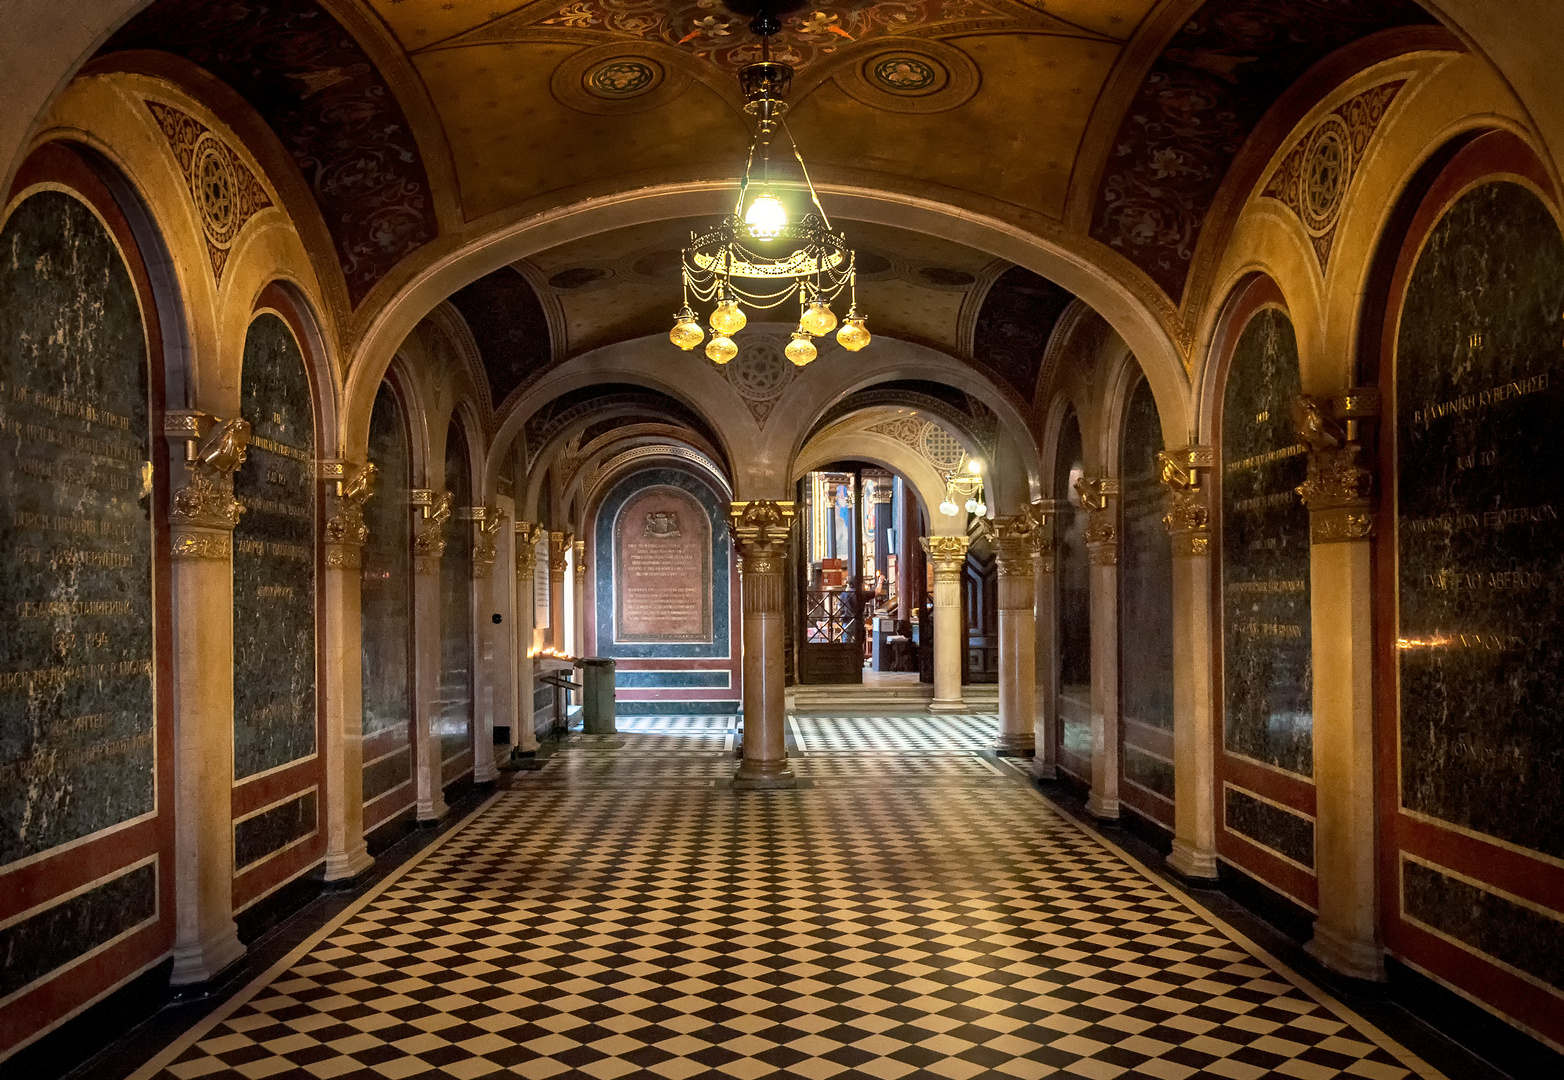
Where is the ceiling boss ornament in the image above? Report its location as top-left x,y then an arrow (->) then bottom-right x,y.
669,0 -> 870,368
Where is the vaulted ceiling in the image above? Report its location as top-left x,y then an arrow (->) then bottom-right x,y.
98,0 -> 1447,399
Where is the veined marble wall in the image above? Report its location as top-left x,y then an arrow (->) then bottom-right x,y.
1119,378 -> 1174,822
437,423 -> 473,773
233,314 -> 315,783
1054,412 -> 1091,777
0,186 -> 162,1049
361,385 -> 412,826
1390,177 -> 1564,1013
1219,304 -> 1316,897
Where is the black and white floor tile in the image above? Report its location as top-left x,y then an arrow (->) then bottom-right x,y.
133,714 -> 1439,1080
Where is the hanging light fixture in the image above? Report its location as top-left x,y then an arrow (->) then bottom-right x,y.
939,457 -> 988,518
669,2 -> 870,365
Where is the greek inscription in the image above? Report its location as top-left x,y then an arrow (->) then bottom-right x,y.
1233,491 -> 1299,513
0,731 -> 154,785
1403,504 -> 1558,534
1426,568 -> 1545,591
1411,372 -> 1549,428
1234,622 -> 1304,639
1225,443 -> 1307,475
1227,579 -> 1307,595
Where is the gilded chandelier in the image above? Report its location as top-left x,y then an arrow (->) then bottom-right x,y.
668,11 -> 870,368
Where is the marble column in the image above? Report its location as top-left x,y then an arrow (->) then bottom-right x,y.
1032,502 -> 1059,780
573,538 -> 587,658
731,500 -> 796,789
471,504 -> 506,783
165,411 -> 248,985
412,492 -> 449,822
514,522 -> 544,753
1297,390 -> 1384,980
1078,477 -> 1121,821
548,531 -> 567,652
321,459 -> 377,883
922,535 -> 969,713
1159,447 -> 1219,881
994,512 -> 1040,755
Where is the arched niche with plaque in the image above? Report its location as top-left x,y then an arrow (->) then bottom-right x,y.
437,421 -> 474,778
1119,378 -> 1174,826
361,385 -> 412,829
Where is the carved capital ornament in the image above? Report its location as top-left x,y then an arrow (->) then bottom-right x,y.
1075,477 -> 1120,564
323,461 -> 377,568
1158,445 -> 1213,558
1293,390 -> 1379,544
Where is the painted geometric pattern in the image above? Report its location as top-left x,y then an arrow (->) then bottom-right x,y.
134,714 -> 1435,1080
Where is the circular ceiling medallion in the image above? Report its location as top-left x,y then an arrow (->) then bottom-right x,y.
833,39 -> 979,115
191,132 -> 239,248
870,55 -> 946,96
1300,116 -> 1350,235
917,266 -> 976,289
552,45 -> 693,116
547,266 -> 614,290
919,423 -> 965,471
586,59 -> 661,99
729,339 -> 794,402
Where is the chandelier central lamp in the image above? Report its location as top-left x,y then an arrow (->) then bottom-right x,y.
669,3 -> 870,368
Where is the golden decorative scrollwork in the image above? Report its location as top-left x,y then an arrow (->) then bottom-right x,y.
1158,445 -> 1213,558
412,490 -> 452,559
325,462 -> 377,548
1293,390 -> 1379,544
171,529 -> 232,561
168,412 -> 250,531
515,521 -> 544,573
472,506 -> 508,579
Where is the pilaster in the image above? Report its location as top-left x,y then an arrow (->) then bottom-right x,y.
165,411 -> 249,985
514,522 -> 544,753
1077,476 -> 1121,821
1159,446 -> 1219,881
730,501 -> 796,789
993,511 -> 1041,755
1296,390 -> 1385,980
410,490 -> 448,823
471,503 -> 507,783
548,531 -> 567,651
1032,501 -> 1060,779
572,538 -> 587,658
320,459 -> 377,883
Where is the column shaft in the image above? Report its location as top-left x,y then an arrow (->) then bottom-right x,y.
413,546 -> 448,821
514,523 -> 542,754
731,501 -> 795,789
1078,477 -> 1120,821
472,503 -> 507,784
321,476 -> 372,881
1161,447 -> 1219,881
573,539 -> 587,658
548,531 -> 567,652
994,514 -> 1040,754
923,535 -> 969,713
1032,543 -> 1058,779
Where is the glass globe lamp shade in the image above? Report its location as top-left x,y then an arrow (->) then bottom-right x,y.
800,301 -> 837,336
669,307 -> 705,351
709,299 -> 747,336
744,192 -> 787,239
939,500 -> 959,517
785,330 -> 818,367
964,498 -> 978,514
836,314 -> 871,352
705,334 -> 738,365
967,459 -> 983,474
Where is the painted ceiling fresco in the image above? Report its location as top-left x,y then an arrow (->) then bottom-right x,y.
105,0 -> 438,307
1090,0 -> 1434,300
972,267 -> 1076,401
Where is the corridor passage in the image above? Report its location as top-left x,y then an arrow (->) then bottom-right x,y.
133,718 -> 1434,1080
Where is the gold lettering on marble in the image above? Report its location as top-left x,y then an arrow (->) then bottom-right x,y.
1395,632 -> 1525,653
1225,444 -> 1307,475
0,659 -> 152,693
1234,622 -> 1305,639
1426,568 -> 1545,591
11,512 -> 134,543
1227,579 -> 1307,594
17,600 -> 133,618
0,730 -> 155,783
1411,372 -> 1549,428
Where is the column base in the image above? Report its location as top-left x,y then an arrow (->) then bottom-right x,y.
1030,759 -> 1057,780
1167,839 -> 1219,883
1086,793 -> 1120,821
993,734 -> 1034,757
1307,922 -> 1387,982
169,926 -> 246,987
323,844 -> 373,883
928,698 -> 968,713
416,796 -> 448,823
732,759 -> 796,789
474,764 -> 498,783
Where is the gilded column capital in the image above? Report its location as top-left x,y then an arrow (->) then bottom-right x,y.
1293,390 -> 1379,544
921,534 -> 970,581
548,531 -> 568,579
571,538 -> 586,582
167,412 -> 249,536
1158,445 -> 1213,558
323,461 -> 376,569
1075,476 -> 1120,566
728,500 -> 793,612
412,490 -> 451,560
515,521 -> 544,573
470,504 -> 507,579
993,514 -> 1040,576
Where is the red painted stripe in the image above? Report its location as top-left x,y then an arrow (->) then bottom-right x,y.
232,831 -> 324,911
1219,754 -> 1316,816
1216,829 -> 1319,910
0,820 -> 161,923
232,759 -> 319,818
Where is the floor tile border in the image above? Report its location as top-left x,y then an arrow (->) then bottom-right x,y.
996,758 -> 1449,1080
123,794 -> 500,1080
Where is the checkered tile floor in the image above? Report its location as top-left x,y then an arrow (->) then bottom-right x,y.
134,715 -> 1436,1080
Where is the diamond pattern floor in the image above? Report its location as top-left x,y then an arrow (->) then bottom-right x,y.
132,714 -> 1438,1080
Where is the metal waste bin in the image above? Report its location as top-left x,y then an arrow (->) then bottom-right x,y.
575,657 -> 617,735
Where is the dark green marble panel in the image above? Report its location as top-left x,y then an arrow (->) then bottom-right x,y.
362,385 -> 410,749
1055,412 -> 1090,763
233,314 -> 315,779
1395,181 -> 1564,860
1121,378 -> 1173,737
0,191 -> 155,866
1225,786 -> 1314,868
1402,859 -> 1564,992
1124,747 -> 1175,801
1221,307 -> 1312,776
437,423 -> 473,769
0,862 -> 155,998
362,746 -> 410,803
233,789 -> 316,870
